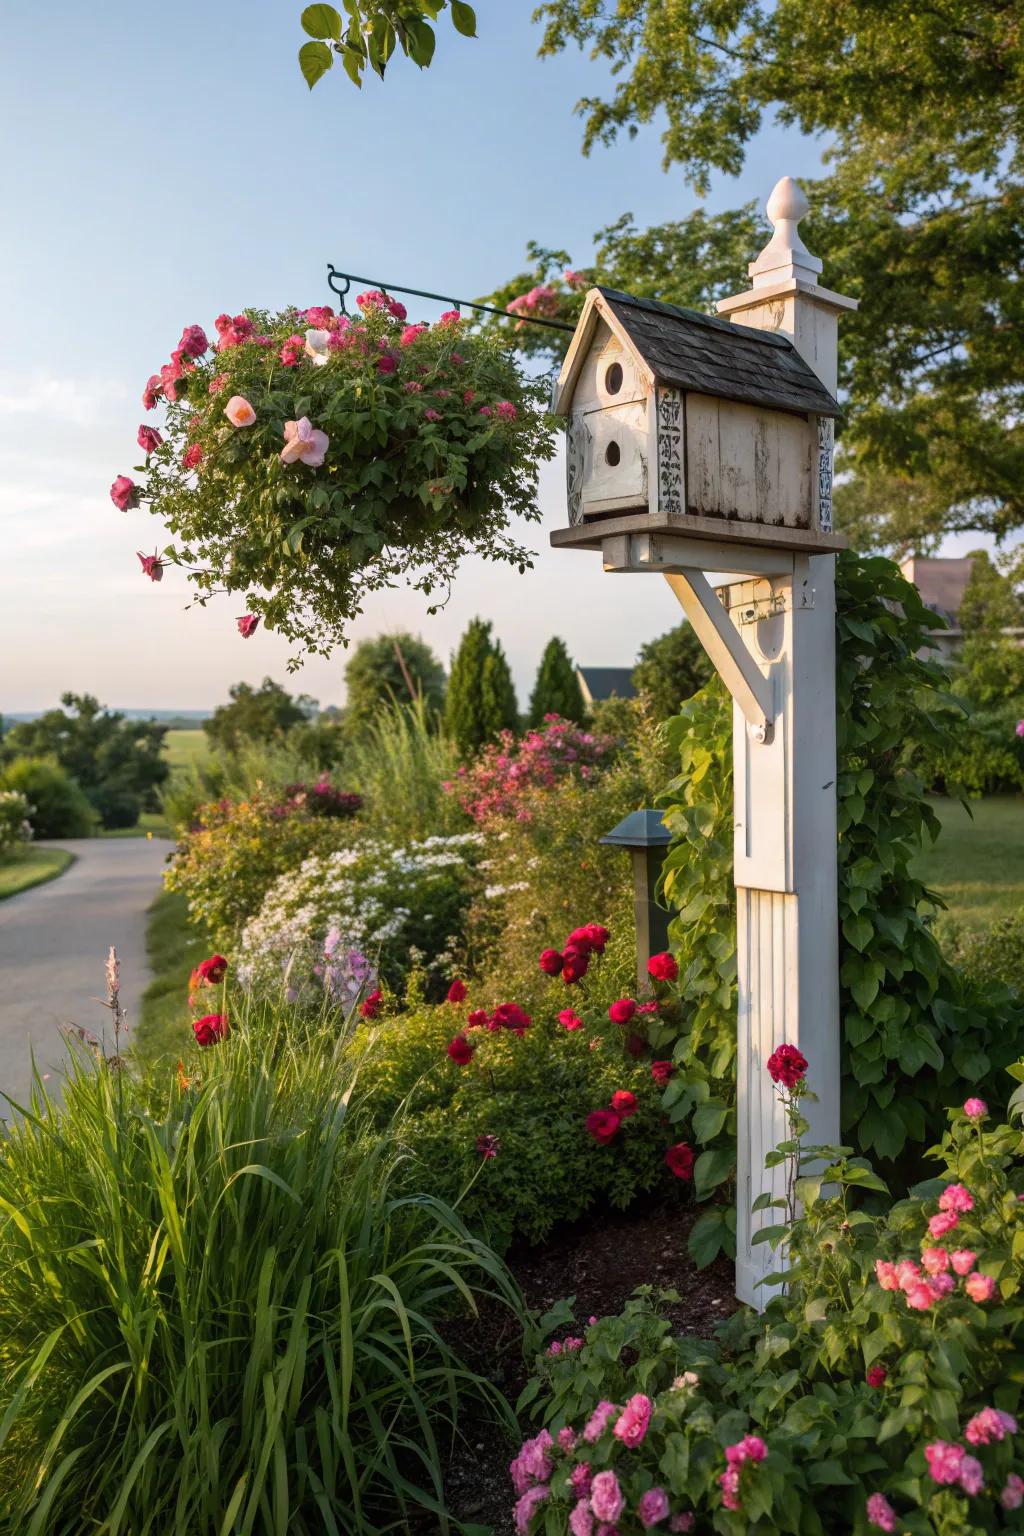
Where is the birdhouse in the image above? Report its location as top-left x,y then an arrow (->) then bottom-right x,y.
550,286 -> 844,557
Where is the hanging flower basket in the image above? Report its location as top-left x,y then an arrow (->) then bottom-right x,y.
114,292 -> 555,656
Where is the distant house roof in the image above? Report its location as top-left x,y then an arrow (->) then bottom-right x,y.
554,286 -> 841,420
576,666 -> 636,705
899,555 -> 975,629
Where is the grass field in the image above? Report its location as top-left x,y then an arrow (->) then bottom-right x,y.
163,729 -> 211,770
913,795 -> 1024,931
0,845 -> 74,900
134,888 -> 212,1063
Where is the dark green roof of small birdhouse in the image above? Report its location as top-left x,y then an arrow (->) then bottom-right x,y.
597,287 -> 841,419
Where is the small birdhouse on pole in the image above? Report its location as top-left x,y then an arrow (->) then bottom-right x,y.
551,177 -> 858,1307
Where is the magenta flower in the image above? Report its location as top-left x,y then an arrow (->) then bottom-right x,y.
866,1493 -> 897,1532
513,1486 -> 548,1534
938,1183 -> 974,1214
495,400 -> 517,421
177,323 -> 208,358
637,1488 -> 670,1528
569,1502 -> 594,1536
424,408 -> 442,422
237,614 -> 259,639
965,1407 -> 1017,1445
1016,720 -> 1024,738
613,1393 -> 652,1447
142,374 -> 162,410
280,417 -> 329,467
928,1210 -> 959,1238
1002,1474 -> 1024,1510
137,551 -> 163,582
589,1471 -> 624,1524
965,1271 -> 996,1302
110,475 -> 139,512
137,424 -> 163,454
509,1429 -> 553,1497
963,1097 -> 988,1120
582,1401 -> 618,1443
925,1441 -> 964,1485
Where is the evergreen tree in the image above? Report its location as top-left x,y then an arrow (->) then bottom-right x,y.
445,619 -> 519,756
529,636 -> 586,725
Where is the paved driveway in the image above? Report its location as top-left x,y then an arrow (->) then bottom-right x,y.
0,837 -> 169,1110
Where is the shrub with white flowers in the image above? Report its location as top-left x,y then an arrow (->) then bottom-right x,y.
237,833 -> 483,1001
0,790 -> 33,857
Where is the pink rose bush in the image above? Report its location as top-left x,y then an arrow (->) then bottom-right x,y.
444,716 -> 615,824
111,294 -> 553,656
512,1089 -> 1024,1535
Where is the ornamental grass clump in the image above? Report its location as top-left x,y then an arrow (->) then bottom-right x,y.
112,294 -> 555,657
0,977 -> 521,1535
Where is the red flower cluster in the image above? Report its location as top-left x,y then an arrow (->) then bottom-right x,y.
360,988 -> 383,1020
448,999 -> 533,1065
647,951 -> 678,982
608,997 -> 636,1025
664,1142 -> 694,1180
193,1013 -> 228,1048
767,1043 -> 808,1091
477,1133 -> 501,1159
189,953 -> 228,1008
538,923 -> 610,986
866,1365 -> 888,1389
448,1035 -> 474,1065
651,1060 -> 675,1087
586,1087 -> 639,1145
447,977 -> 467,1004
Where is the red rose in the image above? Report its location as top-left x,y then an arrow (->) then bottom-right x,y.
562,952 -> 589,984
559,1008 -> 583,1031
651,1060 -> 675,1087
110,475 -> 139,512
237,614 -> 259,639
583,923 -> 610,953
586,1109 -> 622,1145
142,374 -> 162,410
197,954 -> 228,984
538,948 -> 564,976
664,1142 -> 695,1179
608,998 -> 637,1025
360,988 -> 382,1020
647,952 -> 678,982
182,442 -> 203,470
491,1002 -> 531,1035
767,1043 -> 808,1091
447,978 -> 467,1004
866,1366 -> 887,1389
447,1034 -> 474,1065
137,424 -> 163,454
466,1009 -> 489,1030
610,1090 -> 638,1118
193,1013 -> 228,1047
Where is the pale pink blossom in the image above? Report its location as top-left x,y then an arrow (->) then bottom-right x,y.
280,417 -> 329,467
921,1248 -> 949,1275
509,1430 -> 553,1496
929,1211 -> 959,1239
514,1486 -> 549,1534
583,1401 -> 619,1443
613,1393 -> 652,1448
668,1519 -> 695,1534
895,1259 -> 922,1291
719,1464 -> 741,1512
951,1249 -> 977,1275
637,1488 -> 670,1527
965,1407 -> 1017,1445
1002,1474 -> 1024,1510
866,1493 -> 897,1532
569,1502 -> 594,1536
959,1454 -> 985,1496
224,395 -> 256,428
558,1427 -> 578,1451
938,1183 -> 974,1214
925,1441 -> 964,1485
590,1471 -> 624,1524
905,1280 -> 938,1311
965,1271 -> 996,1302
963,1097 -> 988,1120
875,1260 -> 899,1291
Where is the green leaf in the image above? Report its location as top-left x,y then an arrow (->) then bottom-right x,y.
693,1146 -> 735,1199
692,1100 -> 728,1144
298,40 -> 334,88
687,1208 -> 731,1268
301,4 -> 342,39
450,0 -> 477,35
403,17 -> 436,66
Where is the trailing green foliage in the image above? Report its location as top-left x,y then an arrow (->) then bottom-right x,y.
0,995 -> 520,1534
514,1096 -> 1024,1534
529,636 -> 586,726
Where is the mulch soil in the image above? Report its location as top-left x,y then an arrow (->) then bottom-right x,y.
437,1197 -> 737,1534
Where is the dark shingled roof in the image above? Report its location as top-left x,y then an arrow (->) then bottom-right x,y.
598,287 -> 841,419
576,665 -> 636,702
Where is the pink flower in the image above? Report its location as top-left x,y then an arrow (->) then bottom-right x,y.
1017,721 -> 1024,739
400,324 -> 427,346
538,948 -> 564,976
424,408 -> 442,422
560,1008 -> 583,1030
1002,1474 -> 1024,1510
586,1110 -> 621,1145
557,1427 -> 578,1451
280,417 -> 329,467
951,1249 -> 977,1275
866,1493 -> 897,1532
963,1097 -> 988,1120
437,309 -> 463,325
647,952 -> 678,982
929,1211 -> 959,1238
875,1260 -> 899,1291
463,388 -> 475,404
921,1248 -> 949,1275
209,373 -> 228,394
302,305 -> 335,328
137,425 -> 163,454
495,400 -> 517,421
377,351 -> 398,375
965,1271 -> 996,1302
719,1465 -> 741,1512
767,1043 -> 808,1090
669,1520 -> 695,1534
514,1486 -> 548,1534
613,1393 -> 652,1447
895,1259 -> 921,1291
866,1365 -> 887,1388
547,1339 -> 562,1357
224,395 -> 256,428
280,334 -> 305,367
637,1488 -> 670,1528
476,1133 -> 500,1159
404,380 -> 423,393
479,405 -> 492,417
930,1272 -> 955,1296
569,1502 -> 594,1536
509,1430 -> 553,1496
583,1401 -> 618,1443
959,1454 -> 985,1496
608,999 -> 636,1025
725,1436 -> 767,1466
905,1280 -> 937,1311
570,1463 -> 593,1496
938,1183 -> 974,1214
177,324 -> 208,358
925,1441 -> 965,1486
142,374 -> 162,410
182,442 -> 203,470
651,1060 -> 675,1086
664,1143 -> 695,1179
137,551 -> 163,582
590,1471 -> 624,1524
965,1407 -> 1017,1445
237,614 -> 259,638
110,475 -> 139,511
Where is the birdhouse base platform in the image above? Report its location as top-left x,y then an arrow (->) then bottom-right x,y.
550,510 -> 846,561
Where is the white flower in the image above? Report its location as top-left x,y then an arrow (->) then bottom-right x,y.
304,328 -> 331,365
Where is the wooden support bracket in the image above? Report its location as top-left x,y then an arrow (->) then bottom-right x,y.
663,570 -> 775,739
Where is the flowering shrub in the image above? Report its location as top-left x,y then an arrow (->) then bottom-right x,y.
236,833 -> 482,1000
165,791 -> 354,943
114,295 -> 554,656
282,777 -> 362,818
444,715 -> 615,823
513,1085 -> 1024,1535
0,789 -> 32,855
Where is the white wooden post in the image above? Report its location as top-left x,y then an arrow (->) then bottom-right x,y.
711,178 -> 857,1305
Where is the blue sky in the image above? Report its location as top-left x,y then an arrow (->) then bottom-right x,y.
0,0 -> 883,712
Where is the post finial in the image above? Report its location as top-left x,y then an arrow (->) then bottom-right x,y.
748,175 -> 823,288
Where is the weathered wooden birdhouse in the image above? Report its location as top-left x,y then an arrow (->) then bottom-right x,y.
550,286 -> 844,556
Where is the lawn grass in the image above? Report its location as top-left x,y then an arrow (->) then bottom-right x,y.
0,845 -> 74,900
102,811 -> 171,840
163,729 -> 211,771
134,887 -> 211,1064
913,795 -> 1024,932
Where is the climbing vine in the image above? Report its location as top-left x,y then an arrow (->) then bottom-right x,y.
656,551 -> 1024,1265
